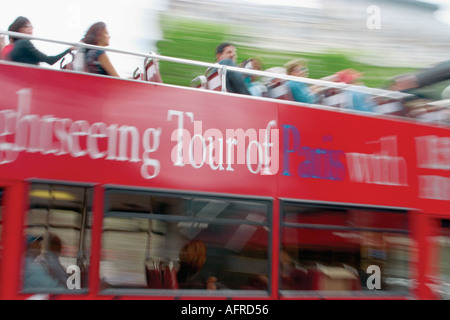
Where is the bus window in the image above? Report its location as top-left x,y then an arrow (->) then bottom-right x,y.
22,182 -> 93,293
0,188 -> 3,270
280,202 -> 410,295
100,188 -> 271,295
436,219 -> 450,299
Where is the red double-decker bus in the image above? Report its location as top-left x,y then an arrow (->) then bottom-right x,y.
1,33 -> 450,301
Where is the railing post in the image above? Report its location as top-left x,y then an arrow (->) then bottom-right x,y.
221,66 -> 227,92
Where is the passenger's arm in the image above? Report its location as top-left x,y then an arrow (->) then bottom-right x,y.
24,40 -> 71,66
98,52 -> 119,77
414,60 -> 450,88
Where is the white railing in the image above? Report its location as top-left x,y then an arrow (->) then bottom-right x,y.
2,30 -> 449,125
0,30 -> 410,98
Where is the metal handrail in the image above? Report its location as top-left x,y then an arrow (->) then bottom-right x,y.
0,30 -> 414,100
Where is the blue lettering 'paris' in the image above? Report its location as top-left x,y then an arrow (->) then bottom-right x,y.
282,125 -> 345,181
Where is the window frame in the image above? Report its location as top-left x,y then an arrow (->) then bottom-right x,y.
100,185 -> 273,297
279,198 -> 411,298
21,179 -> 95,295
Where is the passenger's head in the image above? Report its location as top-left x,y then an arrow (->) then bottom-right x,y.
26,234 -> 43,259
82,22 -> 110,47
241,58 -> 262,71
216,43 -> 237,63
179,240 -> 207,273
241,58 -> 263,81
285,59 -> 309,78
47,233 -> 62,255
8,16 -> 33,41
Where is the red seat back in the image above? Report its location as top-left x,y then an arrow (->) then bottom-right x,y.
144,56 -> 162,83
267,81 -> 293,100
205,68 -> 223,91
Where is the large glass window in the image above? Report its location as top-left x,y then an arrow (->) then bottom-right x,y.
280,201 -> 410,296
0,188 -> 3,276
100,188 -> 271,295
434,219 -> 450,299
22,182 -> 93,294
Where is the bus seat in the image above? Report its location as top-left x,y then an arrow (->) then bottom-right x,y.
144,54 -> 162,83
413,106 -> 450,123
132,67 -> 144,80
191,75 -> 207,89
410,100 -> 450,124
321,89 -> 350,108
205,67 -> 223,91
372,98 -> 405,116
267,81 -> 293,101
60,56 -> 74,71
145,259 -> 178,289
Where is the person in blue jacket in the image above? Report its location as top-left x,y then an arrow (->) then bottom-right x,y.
284,59 -> 318,104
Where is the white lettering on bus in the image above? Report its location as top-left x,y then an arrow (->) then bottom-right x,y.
0,89 -> 161,179
419,175 -> 450,201
346,136 -> 408,186
416,136 -> 450,201
416,135 -> 450,170
167,110 -> 279,175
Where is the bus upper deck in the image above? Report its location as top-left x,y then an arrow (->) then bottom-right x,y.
0,31 -> 450,300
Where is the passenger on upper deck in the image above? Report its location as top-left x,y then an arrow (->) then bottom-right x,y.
212,42 -> 250,95
1,17 -> 26,61
9,16 -> 74,66
389,59 -> 450,97
333,69 -> 377,112
284,59 -> 318,104
81,22 -> 119,77
240,58 -> 267,97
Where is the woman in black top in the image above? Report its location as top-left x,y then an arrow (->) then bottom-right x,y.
9,16 -> 73,66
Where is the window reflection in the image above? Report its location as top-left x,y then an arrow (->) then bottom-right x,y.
100,189 -> 270,293
0,188 -> 3,278
281,202 -> 410,294
435,220 -> 450,299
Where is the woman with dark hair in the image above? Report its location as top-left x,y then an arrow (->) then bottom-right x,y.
82,22 -> 119,77
1,16 -> 28,60
8,16 -> 74,65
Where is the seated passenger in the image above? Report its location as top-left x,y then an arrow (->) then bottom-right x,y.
333,69 -> 377,112
23,234 -> 59,289
240,58 -> 267,97
284,59 -> 318,104
81,22 -> 119,77
264,66 -> 292,100
9,16 -> 74,66
211,42 -> 250,95
177,239 -> 223,290
35,233 -> 68,287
